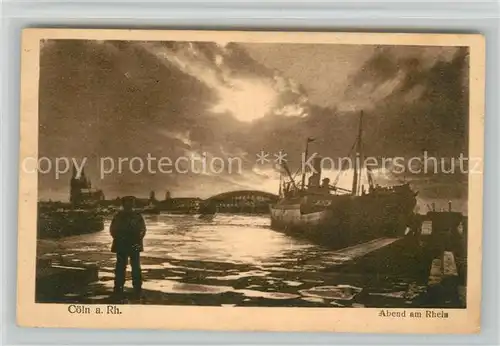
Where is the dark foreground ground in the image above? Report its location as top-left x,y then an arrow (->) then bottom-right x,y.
36,239 -> 465,308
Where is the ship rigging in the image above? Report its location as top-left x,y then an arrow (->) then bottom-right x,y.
270,110 -> 418,249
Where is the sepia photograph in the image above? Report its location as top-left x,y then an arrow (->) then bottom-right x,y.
17,29 -> 484,333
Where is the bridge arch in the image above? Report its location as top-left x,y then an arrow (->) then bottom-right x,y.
205,190 -> 278,214
207,190 -> 278,201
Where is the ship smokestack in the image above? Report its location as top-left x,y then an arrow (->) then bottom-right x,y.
313,156 -> 322,179
307,156 -> 323,188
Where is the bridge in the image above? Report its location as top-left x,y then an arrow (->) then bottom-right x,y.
205,190 -> 279,214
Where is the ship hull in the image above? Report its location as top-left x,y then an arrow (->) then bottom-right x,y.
270,191 -> 416,248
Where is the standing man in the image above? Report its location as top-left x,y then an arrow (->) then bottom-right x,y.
110,196 -> 146,298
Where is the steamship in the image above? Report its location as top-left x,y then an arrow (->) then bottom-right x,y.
270,111 -> 418,248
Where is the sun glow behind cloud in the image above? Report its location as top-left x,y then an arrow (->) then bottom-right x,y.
142,42 -> 283,122
211,78 -> 278,122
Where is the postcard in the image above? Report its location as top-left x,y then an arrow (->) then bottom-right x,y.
17,28 -> 484,333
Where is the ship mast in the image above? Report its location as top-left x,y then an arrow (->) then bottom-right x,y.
351,111 -> 363,196
301,137 -> 314,191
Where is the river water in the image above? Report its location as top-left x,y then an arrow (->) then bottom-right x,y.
40,213 -> 427,307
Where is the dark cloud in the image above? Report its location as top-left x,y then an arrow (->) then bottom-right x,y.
356,47 -> 469,158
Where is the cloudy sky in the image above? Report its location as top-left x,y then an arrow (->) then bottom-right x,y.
38,39 -> 469,209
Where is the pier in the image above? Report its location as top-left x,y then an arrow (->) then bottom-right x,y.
36,241 -> 99,301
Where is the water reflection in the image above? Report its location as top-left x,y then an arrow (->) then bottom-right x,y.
41,213 -> 425,307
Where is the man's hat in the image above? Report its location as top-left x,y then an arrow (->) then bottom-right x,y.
121,196 -> 136,203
